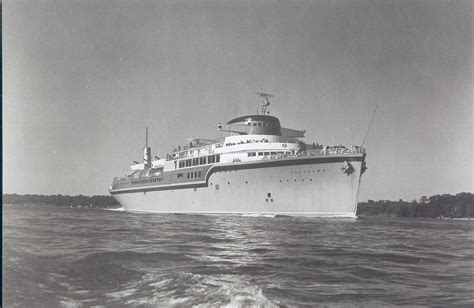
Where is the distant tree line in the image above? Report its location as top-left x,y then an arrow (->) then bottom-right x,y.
357,193 -> 473,218
3,192 -> 473,217
3,194 -> 120,208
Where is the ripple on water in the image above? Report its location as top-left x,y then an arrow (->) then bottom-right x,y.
3,205 -> 474,306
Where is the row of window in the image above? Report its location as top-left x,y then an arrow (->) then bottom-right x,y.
178,154 -> 220,168
177,171 -> 203,179
131,177 -> 162,185
247,122 -> 273,127
247,151 -> 291,157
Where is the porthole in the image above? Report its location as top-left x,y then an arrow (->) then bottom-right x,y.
310,179 -> 313,181
267,193 -> 271,197
228,181 -> 230,185
266,199 -> 268,202
302,179 -> 304,181
245,181 -> 248,184
294,179 -> 297,182
279,180 -> 282,182
271,199 -> 273,202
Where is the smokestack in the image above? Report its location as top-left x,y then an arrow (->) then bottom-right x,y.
143,126 -> 151,168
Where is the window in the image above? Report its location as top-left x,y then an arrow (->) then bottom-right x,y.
194,172 -> 198,178
264,152 -> 269,156
187,173 -> 190,179
252,123 -> 257,126
257,123 -> 262,126
216,154 -> 220,162
190,172 -> 194,179
271,152 -> 276,156
200,157 -> 206,165
208,155 -> 215,164
192,158 -> 199,166
248,152 -> 252,157
185,159 -> 191,167
177,173 -> 183,179
198,171 -> 202,177
258,152 -> 263,156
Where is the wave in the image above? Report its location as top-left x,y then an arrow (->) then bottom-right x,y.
119,271 -> 279,307
71,250 -> 194,267
237,213 -> 277,218
103,207 -> 125,211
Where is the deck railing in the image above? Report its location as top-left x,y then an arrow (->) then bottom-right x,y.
259,147 -> 364,161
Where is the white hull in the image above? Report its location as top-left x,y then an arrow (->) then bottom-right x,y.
112,158 -> 363,217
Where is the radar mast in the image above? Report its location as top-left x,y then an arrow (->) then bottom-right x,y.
256,91 -> 274,115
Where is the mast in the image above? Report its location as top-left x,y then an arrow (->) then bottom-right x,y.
256,92 -> 274,115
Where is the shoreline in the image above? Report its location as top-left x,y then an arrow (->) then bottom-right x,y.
3,192 -> 473,219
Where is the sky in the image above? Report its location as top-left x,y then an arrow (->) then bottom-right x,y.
3,0 -> 473,201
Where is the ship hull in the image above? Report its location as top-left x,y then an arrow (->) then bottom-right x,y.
111,156 -> 364,217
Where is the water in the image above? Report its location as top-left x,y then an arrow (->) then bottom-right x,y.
3,204 -> 473,307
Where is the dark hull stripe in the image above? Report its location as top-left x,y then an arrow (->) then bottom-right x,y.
110,155 -> 365,195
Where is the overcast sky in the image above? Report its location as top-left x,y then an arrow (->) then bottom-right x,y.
4,0 -> 473,201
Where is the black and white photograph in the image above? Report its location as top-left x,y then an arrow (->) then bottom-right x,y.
3,0 -> 473,306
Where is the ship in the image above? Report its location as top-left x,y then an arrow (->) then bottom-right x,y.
109,93 -> 367,216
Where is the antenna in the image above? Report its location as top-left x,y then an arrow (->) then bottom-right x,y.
256,91 -> 274,115
362,104 -> 378,147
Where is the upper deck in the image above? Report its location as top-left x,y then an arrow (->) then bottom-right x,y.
110,146 -> 365,192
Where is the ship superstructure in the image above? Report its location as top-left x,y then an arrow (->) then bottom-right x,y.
109,93 -> 366,216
